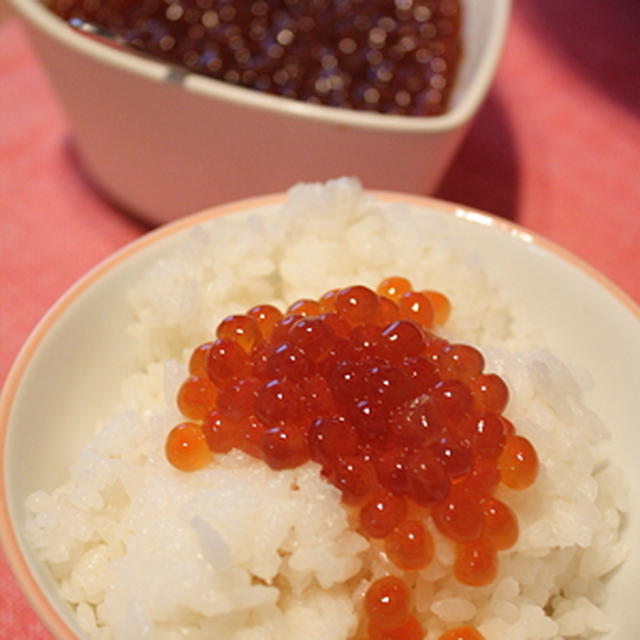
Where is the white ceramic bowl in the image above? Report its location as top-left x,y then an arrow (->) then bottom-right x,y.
1,190 -> 639,639
8,0 -> 510,224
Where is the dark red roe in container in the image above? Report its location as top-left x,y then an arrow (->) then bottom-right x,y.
165,276 -> 540,640
49,0 -> 462,116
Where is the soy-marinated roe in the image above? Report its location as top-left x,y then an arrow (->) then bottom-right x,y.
50,0 -> 462,116
165,276 -> 539,640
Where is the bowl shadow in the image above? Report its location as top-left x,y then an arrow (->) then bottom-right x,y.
435,90 -> 519,222
517,0 -> 640,116
63,139 -> 157,230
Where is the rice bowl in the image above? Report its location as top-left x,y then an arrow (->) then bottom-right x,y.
1,179 -> 638,640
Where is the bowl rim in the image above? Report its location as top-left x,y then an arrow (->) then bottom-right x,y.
1,190 -> 638,640
8,0 -> 512,133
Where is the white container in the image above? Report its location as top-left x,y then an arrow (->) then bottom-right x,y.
8,0 -> 511,224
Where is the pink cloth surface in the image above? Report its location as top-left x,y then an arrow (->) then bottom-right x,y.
0,1 -> 639,637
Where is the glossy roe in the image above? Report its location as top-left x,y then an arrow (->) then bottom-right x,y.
165,277 -> 539,639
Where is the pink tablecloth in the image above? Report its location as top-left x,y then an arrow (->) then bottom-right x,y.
1,1 -> 639,636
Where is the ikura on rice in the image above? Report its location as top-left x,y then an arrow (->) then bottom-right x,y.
24,179 -> 627,640
165,276 -> 539,640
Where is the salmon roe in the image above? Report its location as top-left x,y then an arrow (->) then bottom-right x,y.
422,290 -> 452,326
453,538 -> 498,587
165,276 -> 540,638
369,615 -> 423,640
438,626 -> 487,640
165,422 -> 212,471
384,520 -> 434,571
176,375 -> 218,421
498,434 -> 539,490
365,576 -> 412,630
377,277 -> 412,302
188,341 -> 213,378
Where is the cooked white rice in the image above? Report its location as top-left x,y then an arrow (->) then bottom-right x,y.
25,178 -> 628,640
